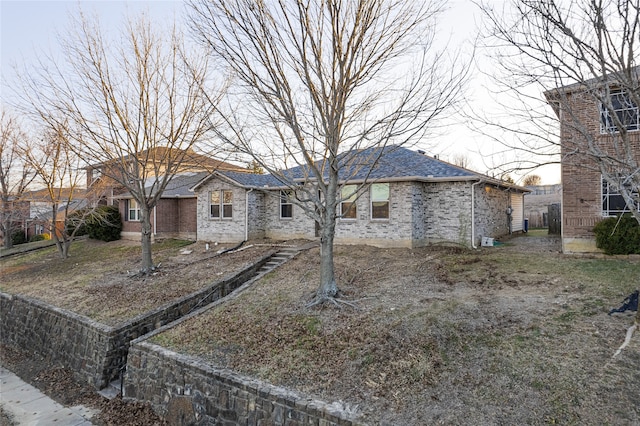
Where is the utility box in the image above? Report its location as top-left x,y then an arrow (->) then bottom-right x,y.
481,237 -> 494,247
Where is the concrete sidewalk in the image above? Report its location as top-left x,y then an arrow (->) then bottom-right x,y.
0,366 -> 95,425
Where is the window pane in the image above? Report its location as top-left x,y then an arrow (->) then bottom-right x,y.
371,183 -> 389,201
211,191 -> 220,204
281,204 -> 293,218
223,190 -> 233,204
372,201 -> 389,219
601,89 -> 639,133
341,185 -> 357,201
211,205 -> 220,218
223,205 -> 233,218
342,201 -> 356,219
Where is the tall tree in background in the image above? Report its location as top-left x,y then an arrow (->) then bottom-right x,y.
522,174 -> 542,187
21,123 -> 89,258
188,0 -> 467,305
479,0 -> 639,323
0,110 -> 35,249
16,10 -> 222,272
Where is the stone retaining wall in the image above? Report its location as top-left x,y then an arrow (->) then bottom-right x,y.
0,253 -> 272,389
125,341 -> 361,425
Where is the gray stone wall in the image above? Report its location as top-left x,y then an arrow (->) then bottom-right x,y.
263,190 -> 317,240
196,180 -> 250,242
125,341 -> 361,426
334,182 -> 418,248
0,292 -> 113,388
423,181 -> 473,246
194,176 -> 519,248
474,183 -> 511,243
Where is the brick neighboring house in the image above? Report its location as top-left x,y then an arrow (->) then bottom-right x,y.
192,145 -> 529,248
88,148 -> 248,240
117,172 -> 207,240
545,71 -> 640,253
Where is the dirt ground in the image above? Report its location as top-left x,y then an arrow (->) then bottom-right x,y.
2,233 -> 640,425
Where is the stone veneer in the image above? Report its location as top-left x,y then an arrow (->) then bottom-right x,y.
125,342 -> 361,426
196,178 -> 519,249
0,253 -> 272,389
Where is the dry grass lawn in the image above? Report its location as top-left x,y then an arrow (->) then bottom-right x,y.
152,233 -> 640,424
2,233 -> 639,424
0,238 -> 277,326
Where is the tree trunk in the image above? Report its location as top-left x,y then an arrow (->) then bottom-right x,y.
317,230 -> 338,301
140,204 -> 154,272
315,182 -> 338,303
2,220 -> 13,249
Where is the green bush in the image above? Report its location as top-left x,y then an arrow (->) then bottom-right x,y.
29,234 -> 46,243
11,230 -> 27,245
66,210 -> 88,237
86,205 -> 122,242
593,215 -> 640,255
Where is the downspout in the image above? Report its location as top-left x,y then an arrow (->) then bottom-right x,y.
245,188 -> 254,242
471,180 -> 483,249
153,205 -> 157,236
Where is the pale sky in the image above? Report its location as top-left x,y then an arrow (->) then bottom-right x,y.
0,0 -> 561,185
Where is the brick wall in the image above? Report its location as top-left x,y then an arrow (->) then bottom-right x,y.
156,199 -> 179,233
558,90 -> 640,253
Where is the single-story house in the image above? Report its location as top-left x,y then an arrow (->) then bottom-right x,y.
191,145 -> 530,248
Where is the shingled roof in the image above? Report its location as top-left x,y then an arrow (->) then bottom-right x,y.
193,145 -> 527,192
279,145 -> 476,182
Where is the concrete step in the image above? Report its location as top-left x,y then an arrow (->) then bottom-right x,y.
97,379 -> 122,399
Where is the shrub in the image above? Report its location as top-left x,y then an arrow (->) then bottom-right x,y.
29,234 -> 46,243
593,215 -> 640,255
11,230 -> 26,246
66,209 -> 88,237
86,205 -> 122,242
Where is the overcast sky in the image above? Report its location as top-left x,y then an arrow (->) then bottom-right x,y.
0,0 -> 561,184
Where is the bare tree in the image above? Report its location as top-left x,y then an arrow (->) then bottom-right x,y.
522,174 -> 542,186
0,109 -> 35,249
450,153 -> 472,169
15,10 -> 222,272
478,0 -> 639,321
20,123 -> 91,258
188,0 -> 468,306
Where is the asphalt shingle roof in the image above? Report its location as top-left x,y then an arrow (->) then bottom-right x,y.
281,145 -> 476,182
199,145 -> 526,192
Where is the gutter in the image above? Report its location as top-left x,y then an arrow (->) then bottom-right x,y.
471,180 -> 483,249
245,188 -> 254,242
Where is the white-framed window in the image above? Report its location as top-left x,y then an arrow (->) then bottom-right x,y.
280,190 -> 293,219
91,168 -> 102,184
371,183 -> 389,219
210,190 -> 233,219
602,177 -> 639,216
600,89 -> 639,133
340,185 -> 357,219
35,224 -> 44,235
128,199 -> 141,221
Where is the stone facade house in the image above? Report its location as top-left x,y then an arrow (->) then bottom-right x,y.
192,146 -> 529,248
545,70 -> 640,253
